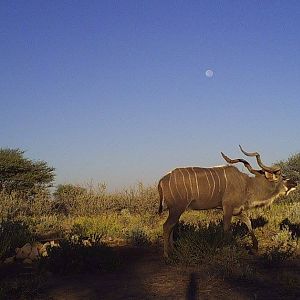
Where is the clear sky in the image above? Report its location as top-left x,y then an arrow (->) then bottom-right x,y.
1,1 -> 300,190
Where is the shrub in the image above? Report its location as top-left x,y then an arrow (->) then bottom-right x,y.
126,228 -> 151,246
280,218 -> 300,239
40,236 -> 120,274
277,152 -> 300,182
171,221 -> 232,264
0,219 -> 34,260
0,190 -> 54,219
261,229 -> 298,266
71,215 -> 124,239
171,221 -> 255,279
53,184 -> 89,215
282,188 -> 300,203
212,245 -> 255,280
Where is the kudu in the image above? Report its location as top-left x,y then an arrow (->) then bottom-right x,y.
158,146 -> 297,257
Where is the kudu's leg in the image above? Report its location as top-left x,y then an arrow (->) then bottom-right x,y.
163,208 -> 182,258
222,206 -> 233,242
237,212 -> 258,251
223,206 -> 233,232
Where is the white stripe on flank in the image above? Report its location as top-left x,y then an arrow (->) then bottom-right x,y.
179,168 -> 188,200
204,169 -> 211,198
174,170 -> 183,200
223,167 -> 228,192
208,169 -> 215,200
186,168 -> 193,199
214,169 -> 221,193
192,167 -> 200,200
168,172 -> 175,202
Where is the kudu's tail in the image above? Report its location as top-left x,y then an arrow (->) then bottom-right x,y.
158,179 -> 163,214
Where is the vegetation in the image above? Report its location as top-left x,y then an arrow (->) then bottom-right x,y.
277,152 -> 300,182
0,150 -> 299,298
40,235 -> 121,275
0,219 -> 35,260
0,148 -> 55,196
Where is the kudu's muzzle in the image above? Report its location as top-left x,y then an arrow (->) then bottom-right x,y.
284,179 -> 297,195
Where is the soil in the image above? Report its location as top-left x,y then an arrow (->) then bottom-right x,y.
40,246 -> 300,300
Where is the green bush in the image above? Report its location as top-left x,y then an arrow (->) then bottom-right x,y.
169,215 -> 299,279
126,228 -> 151,246
277,152 -> 300,182
0,190 -> 54,220
261,229 -> 298,266
53,184 -> 89,215
170,221 -> 255,279
50,182 -> 159,216
171,222 -> 231,264
212,245 -> 255,280
0,219 -> 34,260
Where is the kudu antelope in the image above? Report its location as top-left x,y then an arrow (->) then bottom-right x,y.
158,146 -> 297,257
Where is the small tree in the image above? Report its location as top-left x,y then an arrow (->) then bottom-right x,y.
0,148 -> 55,195
53,184 -> 87,215
277,153 -> 300,182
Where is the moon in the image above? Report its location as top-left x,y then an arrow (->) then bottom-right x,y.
205,69 -> 214,78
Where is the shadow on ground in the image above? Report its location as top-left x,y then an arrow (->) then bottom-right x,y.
2,218 -> 299,299
280,218 -> 300,238
42,245 -> 249,300
42,246 -> 193,299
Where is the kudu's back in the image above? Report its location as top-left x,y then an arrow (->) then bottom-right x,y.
158,165 -> 241,211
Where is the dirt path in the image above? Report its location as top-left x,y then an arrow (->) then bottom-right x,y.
42,246 -> 256,300
2,244 -> 299,299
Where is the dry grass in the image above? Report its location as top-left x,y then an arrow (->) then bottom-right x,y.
0,183 -> 299,298
1,185 -> 299,255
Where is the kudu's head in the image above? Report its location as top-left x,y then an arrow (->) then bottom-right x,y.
221,145 -> 297,196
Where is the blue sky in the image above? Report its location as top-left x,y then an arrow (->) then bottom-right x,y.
1,1 -> 300,190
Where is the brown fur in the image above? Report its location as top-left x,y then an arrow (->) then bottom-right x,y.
159,164 -> 296,257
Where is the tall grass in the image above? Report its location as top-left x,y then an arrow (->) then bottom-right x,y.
0,182 -> 299,300
0,183 -> 299,263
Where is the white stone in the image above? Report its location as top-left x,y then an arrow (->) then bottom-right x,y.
15,243 -> 32,259
23,258 -> 33,264
4,256 -> 15,264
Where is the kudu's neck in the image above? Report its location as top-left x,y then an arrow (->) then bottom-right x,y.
247,176 -> 283,207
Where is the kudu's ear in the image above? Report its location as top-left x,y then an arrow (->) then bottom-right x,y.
264,171 -> 280,182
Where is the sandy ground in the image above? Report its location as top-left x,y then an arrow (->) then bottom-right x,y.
40,246 -> 300,300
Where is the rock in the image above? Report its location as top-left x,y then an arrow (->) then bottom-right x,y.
15,243 -> 32,260
39,242 -> 50,256
7,240 -> 60,263
4,256 -> 15,264
50,240 -> 59,247
33,242 -> 43,252
40,250 -> 48,257
28,246 -> 39,261
23,258 -> 33,264
82,239 -> 92,247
